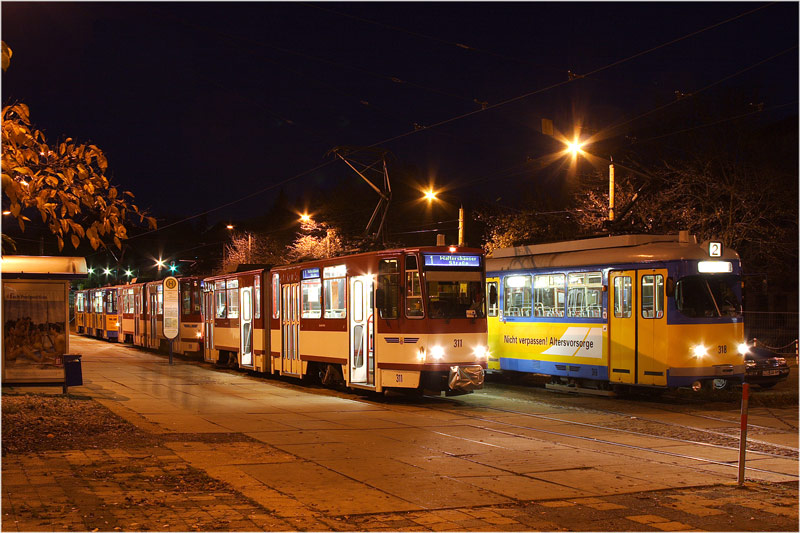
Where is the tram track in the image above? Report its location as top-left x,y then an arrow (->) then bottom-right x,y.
380,393 -> 800,482
476,382 -> 799,454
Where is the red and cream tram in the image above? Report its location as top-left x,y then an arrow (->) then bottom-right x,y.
202,246 -> 489,394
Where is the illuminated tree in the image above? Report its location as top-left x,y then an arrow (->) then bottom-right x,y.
2,42 -> 154,251
221,232 -> 286,273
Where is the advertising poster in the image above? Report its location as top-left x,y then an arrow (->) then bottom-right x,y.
2,281 -> 67,382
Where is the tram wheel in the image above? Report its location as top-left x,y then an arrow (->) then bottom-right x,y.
710,378 -> 730,391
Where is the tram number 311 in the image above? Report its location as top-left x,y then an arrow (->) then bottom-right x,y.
454,339 -> 463,348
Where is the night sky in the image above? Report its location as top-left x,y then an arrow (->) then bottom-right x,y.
2,2 -> 798,233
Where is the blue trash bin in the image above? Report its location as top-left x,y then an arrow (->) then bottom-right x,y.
63,354 -> 83,388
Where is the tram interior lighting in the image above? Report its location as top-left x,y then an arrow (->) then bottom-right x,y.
431,345 -> 445,360
698,261 -> 732,273
692,344 -> 707,358
738,343 -> 750,355
506,275 -> 528,288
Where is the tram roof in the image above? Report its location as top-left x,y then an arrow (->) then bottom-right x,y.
1,255 -> 88,279
486,233 -> 740,272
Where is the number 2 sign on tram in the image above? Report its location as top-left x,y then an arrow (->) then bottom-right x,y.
163,276 -> 179,364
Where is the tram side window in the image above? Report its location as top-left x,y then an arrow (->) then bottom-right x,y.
405,255 -> 423,318
487,281 -> 499,317
94,292 -> 103,313
126,289 -> 135,314
504,275 -> 531,317
76,293 -> 83,312
301,278 -> 322,319
254,276 -> 261,319
157,285 -> 164,315
567,272 -> 602,317
105,291 -> 117,314
271,274 -> 280,319
642,274 -> 664,319
323,266 -> 346,319
227,279 -> 239,319
378,259 -> 399,319
534,274 -> 565,317
614,276 -> 632,318
215,280 -> 226,318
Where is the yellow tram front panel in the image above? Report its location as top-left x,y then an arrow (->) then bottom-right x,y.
663,322 -> 746,385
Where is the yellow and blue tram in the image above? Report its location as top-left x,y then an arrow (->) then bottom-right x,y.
486,233 -> 746,391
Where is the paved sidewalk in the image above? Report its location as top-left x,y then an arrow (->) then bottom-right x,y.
2,336 -> 798,531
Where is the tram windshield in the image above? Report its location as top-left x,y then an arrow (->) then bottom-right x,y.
425,274 -> 484,319
675,274 -> 742,318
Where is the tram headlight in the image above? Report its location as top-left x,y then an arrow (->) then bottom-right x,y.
196,331 -> 202,338
115,322 -> 120,327
473,345 -> 489,360
431,345 -> 445,360
738,343 -> 750,355
692,344 -> 707,358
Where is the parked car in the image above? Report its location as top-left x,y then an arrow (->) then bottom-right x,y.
745,345 -> 791,389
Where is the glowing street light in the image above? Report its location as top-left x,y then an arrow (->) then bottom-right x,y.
103,268 -> 112,276
299,213 -> 312,223
565,139 -> 585,158
168,263 -> 177,274
561,137 -> 614,222
422,187 -> 464,246
124,269 -> 133,277
87,267 -> 95,275
226,224 -> 234,230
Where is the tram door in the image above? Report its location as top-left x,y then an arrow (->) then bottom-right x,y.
149,287 -> 159,349
281,283 -> 301,375
240,286 -> 253,367
134,288 -> 141,342
608,269 -> 668,386
349,275 -> 374,386
637,269 -> 667,386
203,290 -> 215,362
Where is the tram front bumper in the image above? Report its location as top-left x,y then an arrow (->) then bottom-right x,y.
448,364 -> 485,392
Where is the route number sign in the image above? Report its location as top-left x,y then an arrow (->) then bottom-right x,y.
163,276 -> 179,340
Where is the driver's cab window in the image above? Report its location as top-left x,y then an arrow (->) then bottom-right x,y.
405,255 -> 423,318
378,258 -> 399,319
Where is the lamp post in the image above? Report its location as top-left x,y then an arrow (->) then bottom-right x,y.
424,189 -> 464,246
567,140 -> 616,223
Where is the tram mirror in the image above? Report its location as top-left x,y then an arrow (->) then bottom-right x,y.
665,277 -> 675,298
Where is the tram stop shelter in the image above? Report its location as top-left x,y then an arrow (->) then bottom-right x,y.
1,255 -> 87,384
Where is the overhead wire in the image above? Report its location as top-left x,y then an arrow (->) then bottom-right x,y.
119,2 -> 780,243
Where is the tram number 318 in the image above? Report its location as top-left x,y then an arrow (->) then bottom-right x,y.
718,345 -> 727,354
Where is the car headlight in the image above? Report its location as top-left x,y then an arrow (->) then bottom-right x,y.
693,345 -> 707,358
771,357 -> 786,366
746,360 -> 757,368
431,346 -> 445,360
738,343 -> 750,355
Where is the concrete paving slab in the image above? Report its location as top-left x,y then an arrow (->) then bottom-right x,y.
244,461 -> 423,515
743,455 -> 800,475
458,474 -> 594,500
142,413 -> 230,433
398,455 -> 511,478
165,441 -> 296,468
244,429 -> 346,446
525,467 -> 671,495
315,457 -> 429,481
362,472 -> 513,509
596,464 -> 722,489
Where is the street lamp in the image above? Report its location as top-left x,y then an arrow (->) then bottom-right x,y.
423,188 -> 464,246
563,139 -> 615,222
